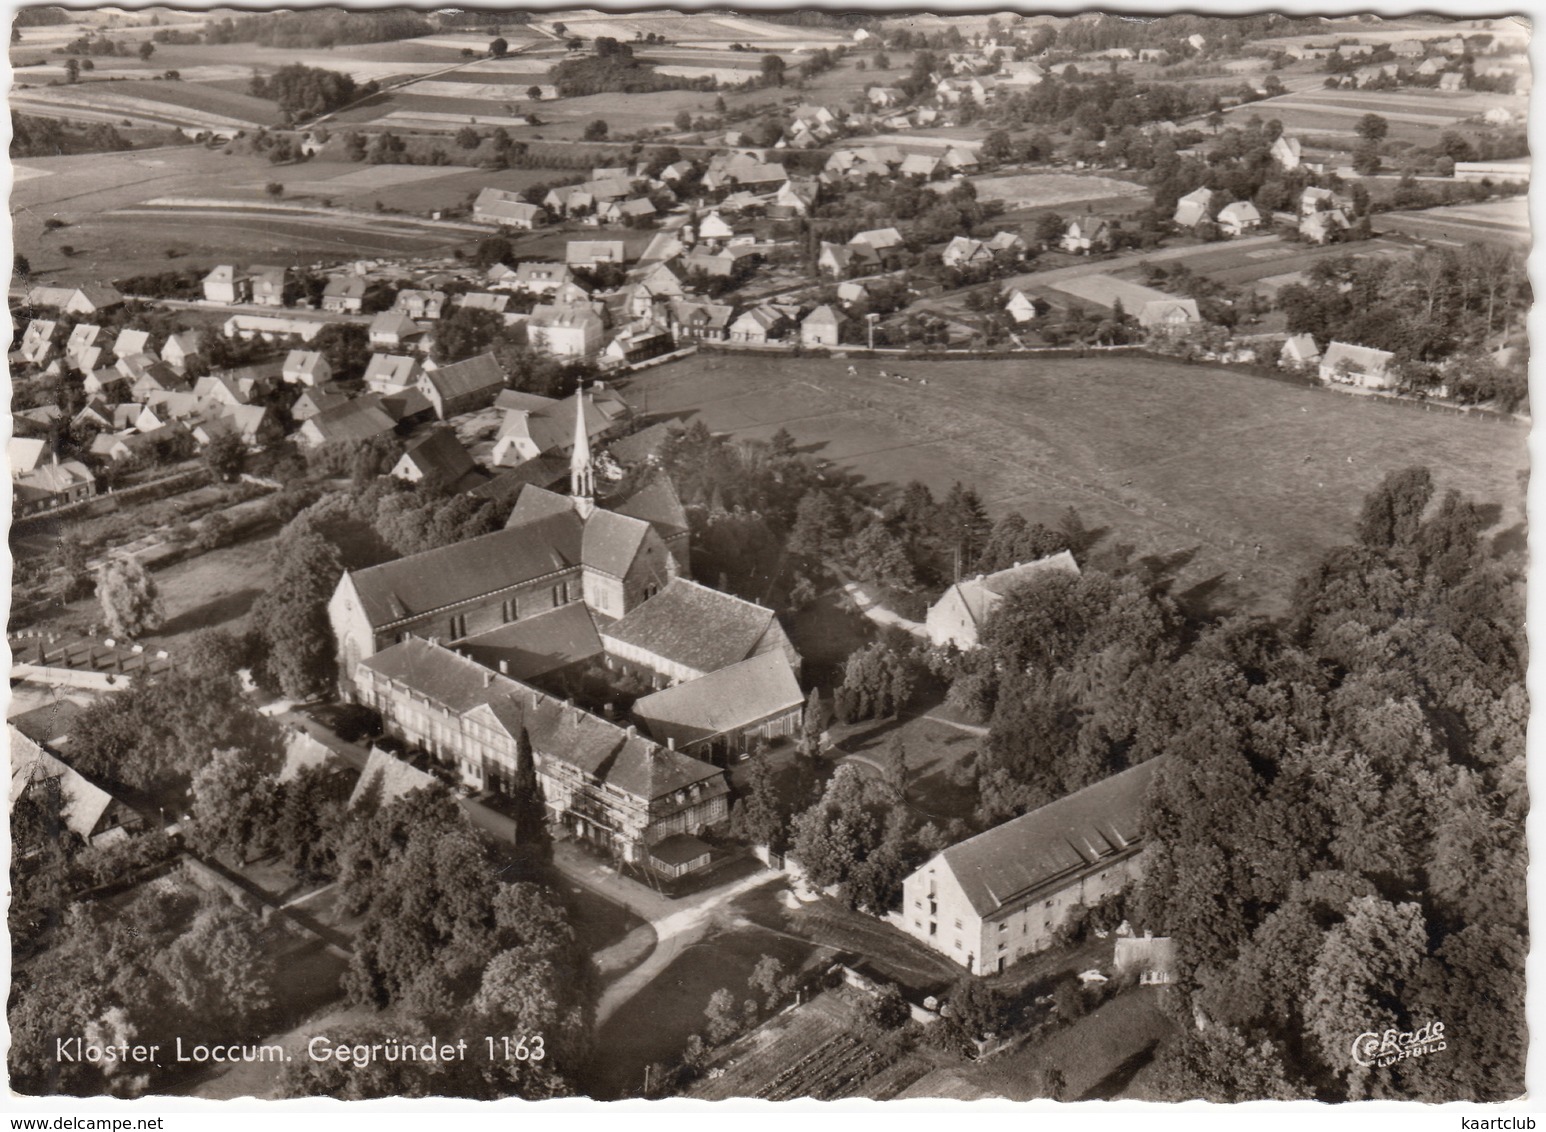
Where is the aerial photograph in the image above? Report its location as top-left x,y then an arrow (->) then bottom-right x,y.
5,1 -> 1531,1111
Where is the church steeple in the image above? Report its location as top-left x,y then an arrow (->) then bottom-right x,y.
570,385 -> 595,519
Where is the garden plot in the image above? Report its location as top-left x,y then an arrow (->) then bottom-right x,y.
1049,274 -> 1172,312
654,64 -> 759,83
455,56 -> 557,76
404,80 -> 550,100
375,109 -> 534,129
950,173 -> 1144,210
303,164 -> 480,191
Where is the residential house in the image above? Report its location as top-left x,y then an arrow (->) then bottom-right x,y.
9,727 -> 139,847
941,147 -> 980,175
817,242 -> 857,280
112,328 -> 152,361
65,323 -> 102,365
159,331 -> 203,372
250,265 -> 287,307
1416,57 -> 1447,77
567,241 -> 628,269
1138,298 -> 1201,331
282,350 -> 332,387
457,292 -> 511,316
1217,200 -> 1262,237
529,304 -> 606,358
668,299 -> 734,344
322,276 -> 367,313
1300,208 -> 1350,244
223,314 -> 324,342
369,310 -> 424,350
942,236 -> 995,269
1279,333 -> 1322,369
390,428 -> 481,490
1173,186 -> 1215,228
600,198 -> 657,226
395,290 -> 447,321
18,319 -> 57,366
474,188 -> 547,229
926,552 -> 1081,651
417,352 -> 505,418
290,386 -> 351,422
13,459 -> 97,515
1391,39 -> 1427,59
544,185 -> 596,216
1114,931 -> 1178,986
867,86 -> 905,108
800,305 -> 845,348
985,231 -> 1028,260
1270,135 -> 1303,170
491,385 -> 633,469
1319,341 -> 1396,389
1439,72 -> 1465,91
202,265 -> 251,305
24,283 -> 123,315
1005,290 -> 1042,323
1061,214 -> 1112,254
999,61 -> 1045,88
508,262 -> 575,295
697,210 -> 736,245
850,226 -> 906,263
897,757 -> 1167,973
900,153 -> 942,180
8,437 -> 49,477
728,305 -> 789,345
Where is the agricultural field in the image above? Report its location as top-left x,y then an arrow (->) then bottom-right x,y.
622,353 -> 1528,615
1114,237 -> 1416,293
1373,195 -> 1530,248
1218,85 -> 1526,146
944,172 -> 1147,212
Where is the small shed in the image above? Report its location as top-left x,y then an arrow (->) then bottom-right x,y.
649,833 -> 713,878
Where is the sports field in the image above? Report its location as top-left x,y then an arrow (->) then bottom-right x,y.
622,353 -> 1527,615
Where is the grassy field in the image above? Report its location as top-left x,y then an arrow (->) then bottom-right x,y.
621,353 -> 1527,615
961,172 -> 1148,211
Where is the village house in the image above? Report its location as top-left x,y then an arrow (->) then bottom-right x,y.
529,303 -> 606,358
1270,135 -> 1303,170
25,283 -> 123,315
13,459 -> 98,515
390,428 -> 481,490
322,276 -> 367,314
250,266 -> 287,307
202,265 -> 251,305
1005,290 -> 1042,323
417,352 -> 505,418
1319,341 -> 1397,389
1138,297 -> 1202,332
1301,208 -> 1350,245
669,299 -> 734,344
1217,200 -> 1262,237
159,331 -> 202,372
17,319 -> 57,366
282,350 -> 332,387
290,386 -> 351,423
491,385 -> 632,468
941,236 -> 995,269
1439,72 -> 1465,92
369,310 -> 424,350
926,552 -> 1081,651
506,262 -> 576,296
1061,214 -> 1112,254
897,756 -> 1167,974
473,188 -> 547,229
395,290 -> 447,321
1173,186 -> 1215,228
9,726 -> 139,847
728,305 -> 789,345
295,395 -> 399,450
800,304 -> 845,348
567,241 -> 628,269
1280,333 -> 1322,369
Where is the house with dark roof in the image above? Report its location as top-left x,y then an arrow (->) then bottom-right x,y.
417,352 -> 505,419
352,637 -> 729,865
369,310 -> 423,350
926,551 -> 1081,650
10,726 -> 140,849
390,428 -> 482,491
295,396 -> 399,449
897,756 -> 1167,974
474,188 -> 547,229
632,649 -> 804,761
323,276 -> 368,314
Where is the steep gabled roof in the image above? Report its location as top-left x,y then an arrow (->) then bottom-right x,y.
458,602 -> 603,681
348,511 -> 582,629
348,745 -> 442,810
613,472 -> 688,536
935,756 -> 1167,916
581,509 -> 653,579
423,353 -> 504,402
399,428 -> 477,483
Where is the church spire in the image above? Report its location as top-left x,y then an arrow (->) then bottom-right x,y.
570,384 -> 595,519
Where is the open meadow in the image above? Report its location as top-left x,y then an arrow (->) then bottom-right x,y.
621,353 -> 1527,616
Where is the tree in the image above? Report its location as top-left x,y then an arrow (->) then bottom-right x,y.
760,53 -> 787,86
65,57 -> 79,82
1355,466 -> 1434,551
14,252 -> 31,278
265,181 -> 285,199
455,125 -> 481,149
202,431 -> 246,482
527,85 -> 542,102
248,526 -> 342,700
798,688 -> 829,758
95,556 -> 163,639
189,746 -> 279,863
748,956 -> 786,1010
137,40 -> 154,60
730,754 -> 788,852
509,725 -> 551,867
1352,140 -> 1381,176
674,108 -> 692,131
583,119 -> 609,141
1356,113 -> 1389,142
489,36 -> 508,57
705,987 -> 740,1044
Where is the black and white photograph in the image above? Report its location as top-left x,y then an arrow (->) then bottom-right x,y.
4,0 -> 1534,1119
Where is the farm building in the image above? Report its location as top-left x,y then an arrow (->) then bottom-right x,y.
567,241 -> 628,268
1005,290 -> 1041,323
282,350 -> 331,387
896,756 -> 1167,974
391,429 -> 480,490
474,188 -> 547,229
13,459 -> 97,516
1320,341 -> 1396,389
10,727 -> 139,847
926,552 -> 1081,651
942,236 -> 995,269
223,314 -> 324,343
529,304 -> 605,358
25,283 -> 123,315
295,396 -> 399,449
417,352 -> 505,418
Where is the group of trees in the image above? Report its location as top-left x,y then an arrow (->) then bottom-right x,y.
249,63 -> 365,120
11,114 -> 142,158
550,38 -> 709,99
203,10 -> 433,49
1136,466 -> 1525,1101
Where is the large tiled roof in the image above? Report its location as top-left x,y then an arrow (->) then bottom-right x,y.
936,756 -> 1166,917
348,745 -> 442,811
348,512 -> 581,629
951,550 -> 1081,627
400,428 -> 476,483
602,579 -> 777,675
459,602 -> 603,681
424,353 -> 503,401
613,472 -> 687,536
306,397 -> 398,445
9,727 -> 121,841
632,651 -> 803,750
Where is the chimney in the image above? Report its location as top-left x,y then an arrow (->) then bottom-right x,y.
483,670 -> 493,687
499,659 -> 509,675
667,737 -> 675,751
626,724 -> 637,737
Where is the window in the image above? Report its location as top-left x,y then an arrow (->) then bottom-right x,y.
502,597 -> 519,622
954,918 -> 962,930
953,939 -> 962,951
929,922 -> 936,936
913,920 -> 922,929
998,922 -> 1008,933
1045,900 -> 1054,909
449,613 -> 467,639
914,900 -> 922,909
998,942 -> 1006,952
